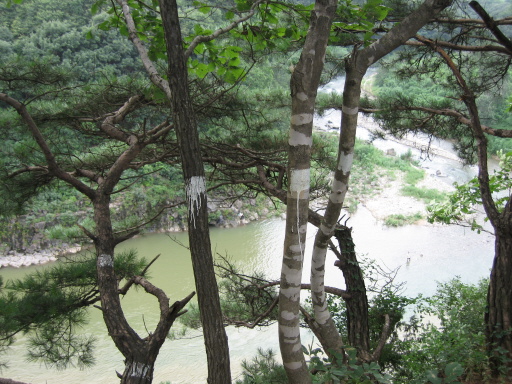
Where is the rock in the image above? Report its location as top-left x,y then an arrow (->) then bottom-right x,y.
386,148 -> 396,156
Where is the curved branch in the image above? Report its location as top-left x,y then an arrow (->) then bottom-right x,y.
184,0 -> 264,60
406,39 -> 511,55
117,0 -> 172,98
470,1 -> 512,54
371,314 -> 391,361
389,104 -> 512,138
100,95 -> 144,143
0,93 -> 95,199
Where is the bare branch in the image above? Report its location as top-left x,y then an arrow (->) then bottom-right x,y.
227,296 -> 279,329
117,0 -> 172,98
470,1 -> 512,54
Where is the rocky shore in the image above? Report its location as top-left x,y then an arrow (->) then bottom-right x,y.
0,246 -> 82,268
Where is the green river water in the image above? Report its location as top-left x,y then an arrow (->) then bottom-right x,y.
0,209 -> 495,383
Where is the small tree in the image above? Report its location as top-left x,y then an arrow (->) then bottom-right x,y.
0,69 -> 194,383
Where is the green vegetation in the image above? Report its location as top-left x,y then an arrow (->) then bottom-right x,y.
384,212 -> 423,227
235,349 -> 288,384
347,138 -> 447,213
401,185 -> 446,204
373,63 -> 512,159
234,277 -> 491,384
428,151 -> 512,233
0,250 -> 146,369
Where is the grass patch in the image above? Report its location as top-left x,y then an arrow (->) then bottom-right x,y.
401,185 -> 447,203
403,167 -> 424,185
384,212 -> 423,227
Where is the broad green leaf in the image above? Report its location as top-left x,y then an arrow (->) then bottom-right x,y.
425,370 -> 442,384
91,2 -> 99,15
97,21 -> 111,31
194,43 -> 206,55
119,24 -> 129,37
229,56 -> 241,67
198,6 -> 211,14
194,63 -> 210,79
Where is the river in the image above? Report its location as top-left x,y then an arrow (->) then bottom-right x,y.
0,77 -> 497,383
0,215 -> 495,384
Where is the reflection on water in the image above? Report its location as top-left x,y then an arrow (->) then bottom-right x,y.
0,213 -> 494,383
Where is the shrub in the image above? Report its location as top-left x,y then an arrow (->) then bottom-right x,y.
394,277 -> 490,383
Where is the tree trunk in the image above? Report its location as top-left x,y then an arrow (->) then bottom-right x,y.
158,1 -> 231,382
418,34 -> 512,377
279,1 -> 337,382
120,359 -> 155,384
333,227 -> 371,359
307,0 -> 453,365
94,195 -> 144,358
486,225 -> 512,377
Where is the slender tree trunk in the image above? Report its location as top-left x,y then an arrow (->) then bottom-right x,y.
158,1 -> 231,382
308,0 -> 453,364
418,34 -> 512,376
279,1 -> 337,382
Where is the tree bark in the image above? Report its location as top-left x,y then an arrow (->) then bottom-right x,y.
416,31 -> 512,377
487,226 -> 512,377
158,1 -> 231,382
332,227 -> 371,360
279,1 -> 337,382
308,0 -> 453,363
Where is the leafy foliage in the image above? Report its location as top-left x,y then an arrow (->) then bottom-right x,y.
307,347 -> 392,384
235,348 -> 288,384
427,151 -> 512,232
0,250 -> 147,368
394,278 -> 489,383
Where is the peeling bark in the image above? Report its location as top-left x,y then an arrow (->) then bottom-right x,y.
279,1 -> 337,382
308,0 -> 453,364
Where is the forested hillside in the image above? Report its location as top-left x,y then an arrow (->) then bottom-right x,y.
0,0 -> 299,256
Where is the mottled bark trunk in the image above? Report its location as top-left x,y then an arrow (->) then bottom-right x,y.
279,1 -> 337,382
158,1 -> 231,382
309,0 -> 453,363
333,227 -> 371,359
308,57 -> 361,362
120,359 -> 155,384
486,226 -> 512,377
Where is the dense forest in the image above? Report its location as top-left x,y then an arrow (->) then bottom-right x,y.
0,0 -> 512,383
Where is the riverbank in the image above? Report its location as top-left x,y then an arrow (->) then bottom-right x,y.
0,245 -> 82,268
0,196 -> 285,268
359,168 -> 455,222
0,169 -> 451,269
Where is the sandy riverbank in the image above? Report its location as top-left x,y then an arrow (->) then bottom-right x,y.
360,170 -> 455,222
